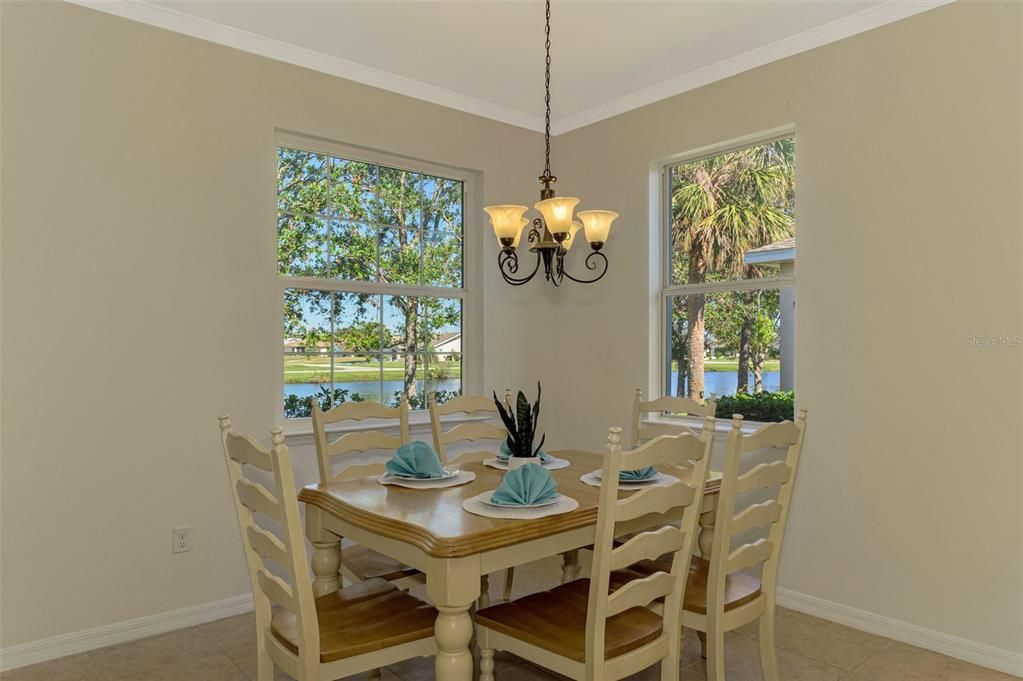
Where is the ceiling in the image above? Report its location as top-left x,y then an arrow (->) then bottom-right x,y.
70,0 -> 951,134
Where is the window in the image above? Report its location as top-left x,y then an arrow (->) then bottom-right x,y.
277,139 -> 471,418
661,135 -> 795,420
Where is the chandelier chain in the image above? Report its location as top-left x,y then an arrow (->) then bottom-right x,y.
543,0 -> 552,180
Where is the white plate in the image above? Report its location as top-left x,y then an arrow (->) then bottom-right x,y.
484,457 -> 571,471
593,469 -> 661,484
477,490 -> 560,509
389,467 -> 459,481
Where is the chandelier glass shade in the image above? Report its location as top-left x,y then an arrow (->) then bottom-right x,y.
484,0 -> 618,287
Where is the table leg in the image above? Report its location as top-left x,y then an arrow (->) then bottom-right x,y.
305,506 -> 341,597
427,556 -> 481,681
560,550 -> 581,583
697,496 -> 718,559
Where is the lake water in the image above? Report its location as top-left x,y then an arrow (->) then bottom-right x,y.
669,370 -> 781,397
284,371 -> 781,403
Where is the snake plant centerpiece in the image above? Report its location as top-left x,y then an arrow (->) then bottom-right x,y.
493,383 -> 546,470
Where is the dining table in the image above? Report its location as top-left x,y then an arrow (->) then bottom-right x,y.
298,449 -> 722,681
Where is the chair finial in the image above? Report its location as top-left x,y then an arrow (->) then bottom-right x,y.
797,408 -> 809,422
218,415 -> 231,432
731,414 -> 745,429
634,387 -> 642,398
504,388 -> 512,407
271,427 -> 285,447
607,426 -> 623,448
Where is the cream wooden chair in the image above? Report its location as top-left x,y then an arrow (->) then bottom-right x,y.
476,424 -> 715,681
218,417 -> 437,681
631,389 -> 717,448
428,392 -> 515,604
625,410 -> 808,681
311,396 -> 424,590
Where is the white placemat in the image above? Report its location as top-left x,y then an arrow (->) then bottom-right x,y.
482,456 -> 571,471
462,492 -> 579,519
377,470 -> 476,489
579,470 -> 681,490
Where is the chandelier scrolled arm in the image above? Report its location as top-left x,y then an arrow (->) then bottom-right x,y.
498,247 -> 542,286
559,250 -> 609,284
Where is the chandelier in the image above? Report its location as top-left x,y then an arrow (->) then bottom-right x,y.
484,0 -> 619,287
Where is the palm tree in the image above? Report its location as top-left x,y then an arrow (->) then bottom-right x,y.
670,139 -> 794,399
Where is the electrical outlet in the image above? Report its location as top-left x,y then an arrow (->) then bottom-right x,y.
172,526 -> 192,554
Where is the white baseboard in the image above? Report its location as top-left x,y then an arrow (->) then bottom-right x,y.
777,588 -> 1023,678
0,593 -> 254,672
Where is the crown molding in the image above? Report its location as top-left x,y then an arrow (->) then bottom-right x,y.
66,0 -> 953,137
64,0 -> 545,133
550,0 -> 956,135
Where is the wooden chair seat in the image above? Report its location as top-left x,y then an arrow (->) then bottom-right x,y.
475,578 -> 663,663
619,556 -> 762,614
343,544 -> 420,582
271,578 -> 436,663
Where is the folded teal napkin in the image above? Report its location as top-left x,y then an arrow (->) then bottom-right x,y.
385,441 -> 447,479
490,463 -> 558,506
619,467 -> 658,482
498,440 -> 551,462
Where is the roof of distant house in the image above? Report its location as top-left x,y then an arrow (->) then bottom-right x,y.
433,332 -> 461,347
744,237 -> 795,265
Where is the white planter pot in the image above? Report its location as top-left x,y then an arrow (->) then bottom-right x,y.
507,456 -> 542,471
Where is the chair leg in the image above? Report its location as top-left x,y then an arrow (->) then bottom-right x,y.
502,567 -> 515,602
256,643 -> 274,681
478,627 -> 496,681
660,633 -> 680,681
479,574 -> 491,609
705,628 -> 725,681
759,611 -> 780,681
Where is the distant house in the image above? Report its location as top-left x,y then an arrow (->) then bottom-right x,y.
432,332 -> 461,361
283,337 -> 329,354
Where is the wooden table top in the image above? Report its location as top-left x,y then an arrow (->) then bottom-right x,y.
299,450 -> 722,559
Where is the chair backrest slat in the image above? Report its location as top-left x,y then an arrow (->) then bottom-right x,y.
729,500 -> 783,536
247,524 -> 289,569
704,409 -> 808,625
631,388 -> 716,447
735,460 -> 791,494
725,538 -> 774,574
609,526 -> 684,572
429,393 -> 509,464
311,396 -> 409,483
257,567 -> 298,611
614,482 -> 695,523
219,417 -> 320,667
605,572 -> 676,618
236,478 -> 282,520
583,420 -> 715,675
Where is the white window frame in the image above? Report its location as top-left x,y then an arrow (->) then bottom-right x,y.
651,126 -> 796,410
275,131 -> 483,428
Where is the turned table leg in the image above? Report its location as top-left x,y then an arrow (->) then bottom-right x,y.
560,549 -> 582,583
428,556 -> 481,681
305,506 -> 341,597
696,494 -> 719,659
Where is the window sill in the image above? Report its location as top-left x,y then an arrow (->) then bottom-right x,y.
282,411 -> 492,446
644,414 -> 773,435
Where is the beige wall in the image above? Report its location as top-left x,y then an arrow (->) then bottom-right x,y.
548,0 -> 1022,657
2,0 -> 1021,665
0,0 -> 545,647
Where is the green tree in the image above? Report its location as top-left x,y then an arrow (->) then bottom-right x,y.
277,148 -> 463,407
670,139 -> 794,398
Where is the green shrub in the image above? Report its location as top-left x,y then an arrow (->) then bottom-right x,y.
283,386 -> 461,418
714,391 -> 794,422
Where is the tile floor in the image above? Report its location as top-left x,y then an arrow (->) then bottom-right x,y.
2,555 -> 1016,681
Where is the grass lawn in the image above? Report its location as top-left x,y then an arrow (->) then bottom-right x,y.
671,357 -> 781,372
284,354 -> 462,383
